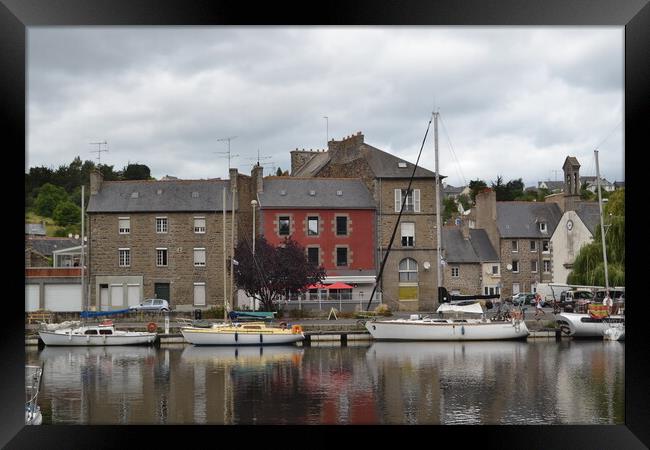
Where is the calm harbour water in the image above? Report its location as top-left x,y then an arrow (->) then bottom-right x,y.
25,340 -> 624,425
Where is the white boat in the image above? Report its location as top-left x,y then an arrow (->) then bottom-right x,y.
38,320 -> 157,346
364,301 -> 529,341
556,312 -> 624,338
25,364 -> 43,425
181,321 -> 305,346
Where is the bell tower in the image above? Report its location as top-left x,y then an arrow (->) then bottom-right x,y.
562,156 -> 581,211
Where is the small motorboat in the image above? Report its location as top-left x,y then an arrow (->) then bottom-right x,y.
181,321 -> 305,346
603,320 -> 625,341
38,319 -> 157,346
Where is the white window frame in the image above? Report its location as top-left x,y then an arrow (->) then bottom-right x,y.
531,260 -> 538,273
156,248 -> 168,267
492,265 -> 499,275
194,217 -> 206,234
542,240 -> 550,253
118,217 -> 131,234
543,260 -> 551,273
511,240 -> 518,252
512,260 -> 519,273
398,258 -> 418,282
401,222 -> 415,247
512,283 -> 520,295
194,248 -> 206,267
530,240 -> 537,252
451,266 -> 460,278
307,216 -> 319,236
539,222 -> 547,233
193,282 -> 206,306
156,217 -> 168,234
278,216 -> 290,236
118,248 -> 130,267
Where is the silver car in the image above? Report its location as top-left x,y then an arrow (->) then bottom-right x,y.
129,298 -> 170,312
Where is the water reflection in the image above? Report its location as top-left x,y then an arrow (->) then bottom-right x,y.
26,340 -> 623,425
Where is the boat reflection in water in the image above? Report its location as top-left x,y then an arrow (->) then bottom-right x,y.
180,345 -> 304,366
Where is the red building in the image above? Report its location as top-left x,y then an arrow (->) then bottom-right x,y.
257,177 -> 377,306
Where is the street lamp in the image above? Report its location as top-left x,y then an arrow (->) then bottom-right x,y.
251,199 -> 258,255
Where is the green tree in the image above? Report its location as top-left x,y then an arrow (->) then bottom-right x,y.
442,197 -> 457,224
536,187 -> 550,202
457,193 -> 471,211
468,179 -> 487,203
122,163 -> 152,180
233,236 -> 325,311
34,183 -> 69,217
276,167 -> 283,177
53,201 -> 81,226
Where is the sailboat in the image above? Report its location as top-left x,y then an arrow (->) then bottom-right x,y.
364,112 -> 529,341
555,150 -> 624,339
37,185 -> 157,346
180,187 -> 305,346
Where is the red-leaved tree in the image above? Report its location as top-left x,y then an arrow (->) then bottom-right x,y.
234,236 -> 326,311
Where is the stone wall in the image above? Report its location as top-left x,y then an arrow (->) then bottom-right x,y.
444,263 -> 481,294
498,237 -> 553,298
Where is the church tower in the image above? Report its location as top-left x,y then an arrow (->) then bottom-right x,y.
563,156 -> 581,211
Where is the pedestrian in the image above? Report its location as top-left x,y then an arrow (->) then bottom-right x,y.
603,292 -> 613,315
534,293 -> 545,319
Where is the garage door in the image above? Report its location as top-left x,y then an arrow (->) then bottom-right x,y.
25,285 -> 40,311
110,285 -> 124,308
44,284 -> 82,312
127,285 -> 141,307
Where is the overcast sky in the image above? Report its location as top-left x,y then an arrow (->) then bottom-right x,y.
27,27 -> 624,187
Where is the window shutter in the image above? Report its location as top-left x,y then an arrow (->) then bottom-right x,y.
414,189 -> 421,212
394,189 -> 401,212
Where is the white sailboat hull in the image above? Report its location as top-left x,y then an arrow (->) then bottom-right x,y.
365,318 -> 529,341
38,330 -> 156,346
181,328 -> 304,346
556,313 -> 625,338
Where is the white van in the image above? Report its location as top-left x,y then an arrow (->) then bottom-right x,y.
535,283 -> 569,303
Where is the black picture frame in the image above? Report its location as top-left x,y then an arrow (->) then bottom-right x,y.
4,0 -> 648,448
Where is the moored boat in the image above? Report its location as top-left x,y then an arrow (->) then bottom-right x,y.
38,320 -> 157,346
364,301 -> 529,341
556,311 -> 625,338
181,321 -> 305,346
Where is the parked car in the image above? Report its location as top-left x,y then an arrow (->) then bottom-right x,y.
511,292 -> 536,307
129,298 -> 170,312
559,289 -> 593,312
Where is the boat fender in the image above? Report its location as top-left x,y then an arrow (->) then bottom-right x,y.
235,332 -> 238,342
147,322 -> 157,333
291,324 -> 303,334
260,334 -> 263,343
461,325 -> 465,335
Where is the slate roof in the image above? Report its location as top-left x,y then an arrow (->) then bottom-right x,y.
258,178 -> 375,209
27,237 -> 81,257
538,181 -> 564,191
574,202 -> 601,235
25,223 -> 46,235
469,229 -> 499,261
442,228 -> 499,264
87,180 -> 235,213
292,140 -> 441,179
496,202 -> 563,238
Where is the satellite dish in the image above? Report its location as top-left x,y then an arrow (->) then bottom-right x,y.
506,264 -> 513,271
423,261 -> 431,270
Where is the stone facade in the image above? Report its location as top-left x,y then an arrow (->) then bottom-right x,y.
499,237 -> 553,297
444,263 -> 481,295
297,133 -> 442,311
89,211 -> 235,311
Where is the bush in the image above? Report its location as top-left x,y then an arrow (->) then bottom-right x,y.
202,307 -> 225,319
374,304 -> 392,316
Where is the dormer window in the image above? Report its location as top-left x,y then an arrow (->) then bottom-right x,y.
131,192 -> 139,198
192,191 -> 199,198
280,190 -> 287,196
398,162 -> 407,168
336,190 -> 343,196
309,190 -> 316,196
539,222 -> 547,233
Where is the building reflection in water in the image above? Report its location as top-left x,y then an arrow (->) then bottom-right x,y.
26,340 -> 623,425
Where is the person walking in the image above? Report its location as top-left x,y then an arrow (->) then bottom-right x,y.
534,293 -> 545,319
603,292 -> 613,315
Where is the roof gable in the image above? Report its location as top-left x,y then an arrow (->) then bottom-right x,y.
496,202 -> 563,238
258,178 -> 375,209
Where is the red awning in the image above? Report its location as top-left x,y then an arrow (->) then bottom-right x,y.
327,282 -> 353,289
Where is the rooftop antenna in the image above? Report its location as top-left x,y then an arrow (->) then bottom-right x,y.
215,136 -> 239,175
249,149 -> 272,166
89,141 -> 108,165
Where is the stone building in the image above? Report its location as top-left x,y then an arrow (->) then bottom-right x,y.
289,132 -> 443,311
474,189 -> 563,299
442,224 -> 499,296
87,168 -> 259,312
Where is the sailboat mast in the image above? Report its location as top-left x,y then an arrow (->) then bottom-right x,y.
434,112 -> 442,292
594,150 -> 610,294
81,185 -> 86,311
223,187 -> 227,321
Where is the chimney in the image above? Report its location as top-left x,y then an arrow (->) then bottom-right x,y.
461,218 -> 470,240
229,168 -> 238,192
474,189 -> 499,252
251,164 -> 264,193
90,169 -> 103,195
